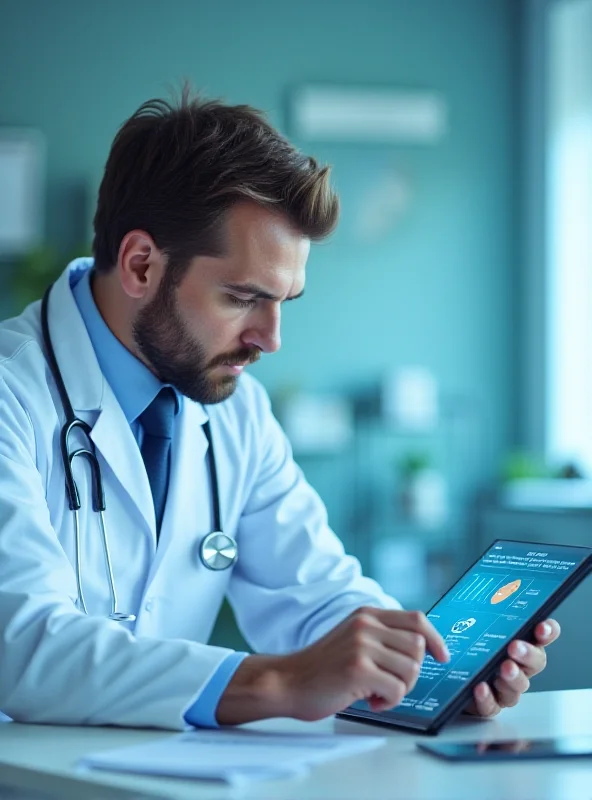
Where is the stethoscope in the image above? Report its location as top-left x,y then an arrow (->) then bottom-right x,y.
41,284 -> 238,623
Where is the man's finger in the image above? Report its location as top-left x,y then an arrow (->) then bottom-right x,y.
362,665 -> 408,712
492,661 -> 530,707
471,681 -> 501,718
372,609 -> 450,663
372,645 -> 423,695
377,628 -> 427,663
533,619 -> 561,646
507,640 -> 547,679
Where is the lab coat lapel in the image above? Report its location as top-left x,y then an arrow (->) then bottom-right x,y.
89,394 -> 156,536
46,261 -> 156,538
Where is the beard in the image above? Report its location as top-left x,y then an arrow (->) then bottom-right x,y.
132,280 -> 260,405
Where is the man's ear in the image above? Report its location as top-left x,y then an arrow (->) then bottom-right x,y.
117,230 -> 166,299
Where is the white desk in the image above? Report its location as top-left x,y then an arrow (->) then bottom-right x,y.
0,690 -> 591,800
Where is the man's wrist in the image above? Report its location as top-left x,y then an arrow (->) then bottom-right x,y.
215,653 -> 294,725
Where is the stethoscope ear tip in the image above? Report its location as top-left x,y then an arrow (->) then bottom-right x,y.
109,612 -> 137,623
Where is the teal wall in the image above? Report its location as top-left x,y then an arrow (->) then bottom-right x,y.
0,0 -> 519,493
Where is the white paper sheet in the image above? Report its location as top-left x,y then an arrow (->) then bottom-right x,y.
80,729 -> 386,786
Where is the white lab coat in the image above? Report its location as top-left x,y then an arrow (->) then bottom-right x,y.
0,261 -> 399,729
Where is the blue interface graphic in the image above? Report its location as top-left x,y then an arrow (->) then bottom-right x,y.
351,541 -> 590,721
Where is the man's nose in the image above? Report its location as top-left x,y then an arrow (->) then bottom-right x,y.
241,306 -> 281,354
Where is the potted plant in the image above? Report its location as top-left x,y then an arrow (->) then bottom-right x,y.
398,450 -> 448,530
9,244 -> 90,315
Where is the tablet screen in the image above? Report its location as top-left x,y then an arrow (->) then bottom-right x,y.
348,540 -> 591,727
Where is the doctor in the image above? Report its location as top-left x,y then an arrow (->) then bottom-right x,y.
0,90 -> 559,730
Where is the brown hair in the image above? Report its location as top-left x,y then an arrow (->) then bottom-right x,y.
92,86 -> 339,279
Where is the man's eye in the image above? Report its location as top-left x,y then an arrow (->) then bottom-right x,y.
228,295 -> 257,309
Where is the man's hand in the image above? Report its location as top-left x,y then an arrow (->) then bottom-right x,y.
215,608 -> 449,725
464,619 -> 561,718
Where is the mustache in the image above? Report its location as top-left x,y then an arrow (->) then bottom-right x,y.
208,348 -> 261,369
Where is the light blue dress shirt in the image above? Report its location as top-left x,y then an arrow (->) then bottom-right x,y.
73,267 -> 248,728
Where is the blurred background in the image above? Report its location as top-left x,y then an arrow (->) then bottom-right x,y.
0,0 -> 591,691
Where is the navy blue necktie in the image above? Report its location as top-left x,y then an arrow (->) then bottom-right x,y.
139,388 -> 176,539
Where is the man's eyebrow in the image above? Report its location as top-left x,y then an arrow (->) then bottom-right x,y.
222,282 -> 305,302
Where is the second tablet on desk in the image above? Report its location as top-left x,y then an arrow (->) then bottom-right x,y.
417,735 -> 592,762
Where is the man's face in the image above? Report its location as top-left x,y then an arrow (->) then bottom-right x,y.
133,203 -> 309,404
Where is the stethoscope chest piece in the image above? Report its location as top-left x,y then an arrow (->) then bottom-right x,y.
110,611 -> 137,623
199,531 -> 238,571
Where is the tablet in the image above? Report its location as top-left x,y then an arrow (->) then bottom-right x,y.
337,539 -> 592,735
417,735 -> 592,762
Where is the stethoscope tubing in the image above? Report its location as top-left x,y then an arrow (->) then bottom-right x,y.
40,283 -> 237,623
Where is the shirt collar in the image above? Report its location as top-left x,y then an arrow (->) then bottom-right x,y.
72,264 -> 181,424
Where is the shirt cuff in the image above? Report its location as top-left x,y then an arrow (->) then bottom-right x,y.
183,652 -> 249,728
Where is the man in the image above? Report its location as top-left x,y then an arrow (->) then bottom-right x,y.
0,90 -> 559,729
